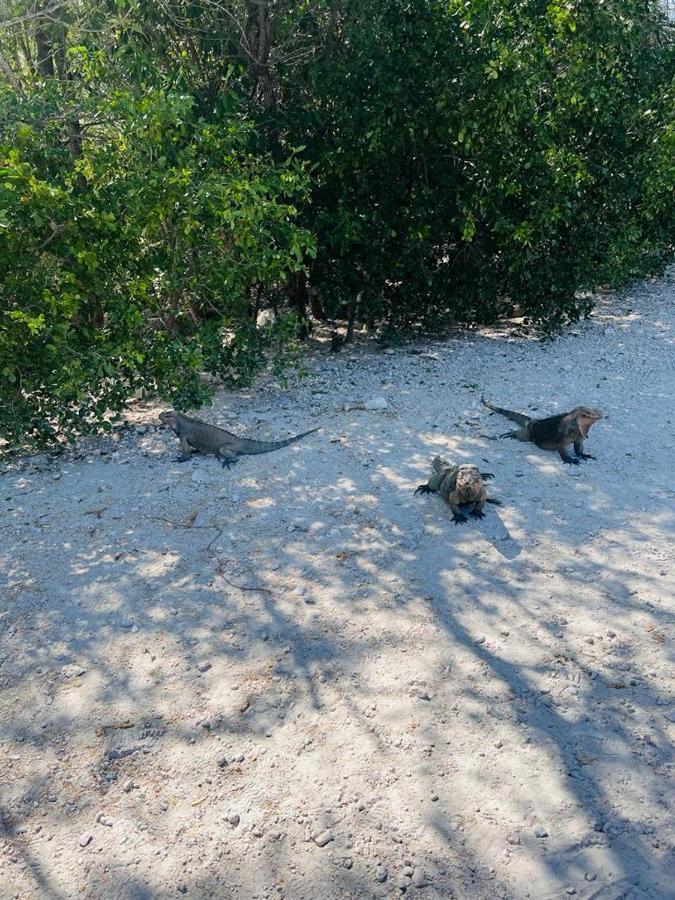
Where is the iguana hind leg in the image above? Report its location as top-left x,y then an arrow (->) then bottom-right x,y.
415,484 -> 434,495
218,450 -> 240,469
500,426 -> 531,441
574,439 -> 595,461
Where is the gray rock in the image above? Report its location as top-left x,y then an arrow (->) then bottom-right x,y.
197,661 -> 212,673
314,829 -> 334,847
534,825 -> 548,838
376,865 -> 388,883
343,858 -> 353,869
402,866 -> 414,877
227,814 -> 240,827
411,868 -> 427,888
396,876 -> 409,892
79,832 -> 93,848
217,755 -> 228,768
177,884 -> 187,894
122,779 -> 135,793
269,830 -> 281,840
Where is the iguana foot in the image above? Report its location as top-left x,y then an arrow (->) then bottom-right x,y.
452,513 -> 469,525
562,456 -> 580,466
221,457 -> 239,470
174,455 -> 191,463
415,484 -> 433,495
480,472 -> 495,480
576,452 -> 596,461
470,509 -> 486,519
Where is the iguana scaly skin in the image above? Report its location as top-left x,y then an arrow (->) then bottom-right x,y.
481,397 -> 602,466
159,411 -> 318,469
414,457 -> 500,525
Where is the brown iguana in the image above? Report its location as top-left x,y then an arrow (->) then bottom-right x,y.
414,457 -> 500,525
159,411 -> 319,469
481,397 -> 602,466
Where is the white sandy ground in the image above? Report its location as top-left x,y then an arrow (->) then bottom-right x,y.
0,272 -> 674,900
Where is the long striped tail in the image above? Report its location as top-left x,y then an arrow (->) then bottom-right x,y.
233,428 -> 319,456
481,396 -> 531,428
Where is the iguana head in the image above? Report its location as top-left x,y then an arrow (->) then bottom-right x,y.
159,410 -> 179,433
571,406 -> 603,438
456,464 -> 483,497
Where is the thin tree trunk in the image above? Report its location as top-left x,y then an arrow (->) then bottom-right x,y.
0,46 -> 23,94
345,292 -> 361,343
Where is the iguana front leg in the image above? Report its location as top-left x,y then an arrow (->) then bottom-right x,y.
175,436 -> 194,462
446,493 -> 469,525
470,498 -> 486,519
559,446 -> 580,465
574,439 -> 595,461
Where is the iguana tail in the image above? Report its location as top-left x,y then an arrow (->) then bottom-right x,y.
232,428 -> 319,456
481,396 -> 531,428
432,456 -> 451,474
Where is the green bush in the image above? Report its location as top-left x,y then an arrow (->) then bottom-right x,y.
0,0 -> 672,450
290,0 -> 674,331
0,84 -> 313,449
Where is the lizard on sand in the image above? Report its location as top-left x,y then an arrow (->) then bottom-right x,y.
415,457 -> 500,525
159,411 -> 319,469
481,397 -> 602,466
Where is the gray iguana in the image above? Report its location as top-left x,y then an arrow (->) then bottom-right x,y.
160,411 -> 318,469
415,457 -> 500,525
481,397 -> 602,466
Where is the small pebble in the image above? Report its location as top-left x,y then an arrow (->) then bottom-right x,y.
314,829 -> 334,847
376,864 -> 388,883
79,832 -> 92,848
343,858 -> 353,869
217,755 -> 228,768
269,830 -> 281,840
227,814 -> 240,827
123,780 -> 135,793
177,884 -> 187,895
197,661 -> 212,673
402,866 -> 414,877
534,825 -> 548,838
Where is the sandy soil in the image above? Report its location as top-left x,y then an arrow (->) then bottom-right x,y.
1,271 -> 674,900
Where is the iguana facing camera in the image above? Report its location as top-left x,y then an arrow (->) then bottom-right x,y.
415,457 -> 500,525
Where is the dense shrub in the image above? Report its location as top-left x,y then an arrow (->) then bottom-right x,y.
0,1 -> 672,449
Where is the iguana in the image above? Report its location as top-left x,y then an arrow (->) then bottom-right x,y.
414,457 -> 500,525
159,411 -> 319,469
481,397 -> 602,466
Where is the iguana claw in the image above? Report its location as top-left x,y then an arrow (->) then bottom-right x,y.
415,484 -> 433,495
